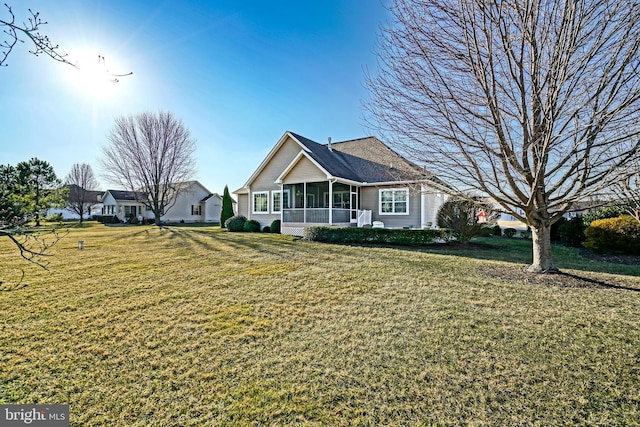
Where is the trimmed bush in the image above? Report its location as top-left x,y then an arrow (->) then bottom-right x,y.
583,215 -> 640,254
503,228 -> 517,238
492,225 -> 502,236
225,215 -> 246,232
96,215 -> 116,224
129,216 -> 139,225
304,226 -> 448,246
477,226 -> 493,237
270,219 -> 281,234
582,205 -> 627,226
558,216 -> 585,247
220,185 -> 234,229
262,226 -> 271,233
243,219 -> 261,232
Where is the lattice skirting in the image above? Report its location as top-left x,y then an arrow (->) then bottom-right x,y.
281,225 -> 306,237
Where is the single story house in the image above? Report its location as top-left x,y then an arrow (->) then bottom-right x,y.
101,180 -> 225,223
47,184 -> 103,220
234,131 -> 448,236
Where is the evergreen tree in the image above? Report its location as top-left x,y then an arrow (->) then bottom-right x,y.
16,158 -> 65,226
220,185 -> 234,228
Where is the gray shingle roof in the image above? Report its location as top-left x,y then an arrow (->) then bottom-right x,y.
106,190 -> 148,202
289,132 -> 430,183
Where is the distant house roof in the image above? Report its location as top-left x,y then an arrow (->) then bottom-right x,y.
68,184 -> 103,203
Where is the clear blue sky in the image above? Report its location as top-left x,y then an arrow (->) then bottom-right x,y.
1,0 -> 388,194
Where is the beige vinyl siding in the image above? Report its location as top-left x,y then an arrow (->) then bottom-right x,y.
237,194 -> 249,217
422,190 -> 447,227
250,213 -> 280,230
282,156 -> 327,184
252,136 -> 303,189
360,186 -> 422,228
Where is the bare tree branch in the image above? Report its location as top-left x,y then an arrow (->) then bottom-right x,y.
0,3 -> 74,67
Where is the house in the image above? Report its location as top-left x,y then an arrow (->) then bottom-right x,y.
234,131 -> 448,236
101,189 -> 148,221
101,181 -> 224,224
46,184 -> 103,220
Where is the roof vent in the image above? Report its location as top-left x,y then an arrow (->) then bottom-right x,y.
328,137 -> 332,151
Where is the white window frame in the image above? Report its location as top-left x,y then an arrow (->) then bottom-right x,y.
379,188 -> 410,215
253,191 -> 269,214
272,191 -> 282,213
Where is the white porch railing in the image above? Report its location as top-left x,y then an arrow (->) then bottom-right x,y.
283,208 -> 351,224
357,209 -> 372,227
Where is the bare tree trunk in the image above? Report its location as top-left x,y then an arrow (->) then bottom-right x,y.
528,225 -> 557,273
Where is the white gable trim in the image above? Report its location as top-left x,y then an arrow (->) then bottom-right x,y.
275,150 -> 333,184
244,131 -> 313,188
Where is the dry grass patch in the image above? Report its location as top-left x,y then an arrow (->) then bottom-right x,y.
1,224 -> 639,426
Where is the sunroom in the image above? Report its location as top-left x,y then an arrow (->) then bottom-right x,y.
281,181 -> 360,223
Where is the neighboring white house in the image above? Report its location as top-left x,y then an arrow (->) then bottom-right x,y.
157,181 -> 224,223
46,185 -> 103,220
101,181 -> 226,224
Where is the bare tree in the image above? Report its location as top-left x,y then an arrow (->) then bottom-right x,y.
65,163 -> 99,223
101,111 -> 197,226
366,0 -> 640,273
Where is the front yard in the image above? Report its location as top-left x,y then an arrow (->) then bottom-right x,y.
1,224 -> 639,425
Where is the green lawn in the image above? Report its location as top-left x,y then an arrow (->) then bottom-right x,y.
1,223 -> 639,426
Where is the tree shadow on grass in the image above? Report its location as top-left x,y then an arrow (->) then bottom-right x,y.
330,239 -> 640,281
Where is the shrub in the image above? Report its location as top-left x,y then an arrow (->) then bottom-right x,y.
129,216 -> 139,225
304,226 -> 448,246
44,213 -> 63,222
520,229 -> 531,239
503,228 -> 517,238
582,205 -> 627,226
437,198 -> 496,244
492,225 -> 502,236
550,217 -> 566,241
225,215 -> 246,232
270,219 -> 281,234
96,215 -> 116,224
477,227 -> 493,237
558,216 -> 585,247
583,215 -> 640,254
262,226 -> 271,233
243,219 -> 261,232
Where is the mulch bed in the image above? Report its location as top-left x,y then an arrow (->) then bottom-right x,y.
578,249 -> 640,265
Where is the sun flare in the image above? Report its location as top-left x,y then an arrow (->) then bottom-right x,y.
67,52 -> 126,99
